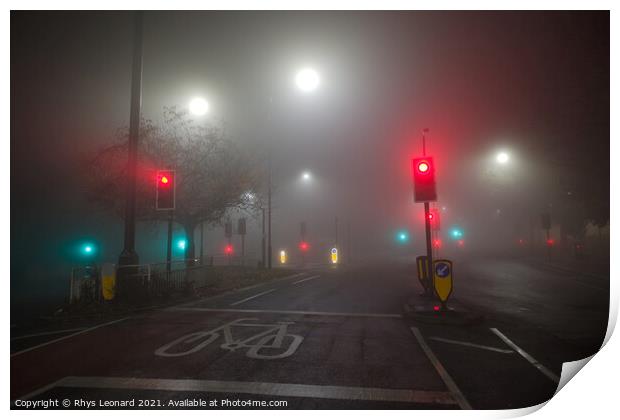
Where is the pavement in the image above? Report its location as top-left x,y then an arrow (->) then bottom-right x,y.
10,257 -> 609,410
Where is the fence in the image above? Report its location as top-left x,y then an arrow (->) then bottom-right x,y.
69,255 -> 260,303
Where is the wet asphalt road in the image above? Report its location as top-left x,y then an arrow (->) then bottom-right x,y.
11,257 -> 609,409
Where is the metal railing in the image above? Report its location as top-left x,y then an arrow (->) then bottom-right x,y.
70,255 -> 261,303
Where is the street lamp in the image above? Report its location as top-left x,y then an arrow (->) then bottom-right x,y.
265,67 -> 320,270
189,97 -> 209,116
301,171 -> 312,182
496,151 -> 510,164
295,68 -> 320,93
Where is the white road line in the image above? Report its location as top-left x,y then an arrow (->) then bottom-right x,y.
428,337 -> 514,354
410,327 -> 472,410
25,376 -> 457,406
11,327 -> 87,341
230,289 -> 277,306
166,307 -> 403,318
10,318 -> 129,358
490,328 -> 560,383
173,272 -> 308,308
293,275 -> 320,285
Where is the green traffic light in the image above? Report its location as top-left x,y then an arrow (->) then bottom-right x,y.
396,230 -> 409,243
450,227 -> 464,239
177,239 -> 187,250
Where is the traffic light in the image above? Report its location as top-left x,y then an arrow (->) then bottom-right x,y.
396,230 -> 409,243
450,227 -> 463,239
156,170 -> 175,210
280,250 -> 287,264
428,208 -> 440,230
177,239 -> 187,250
225,244 -> 234,255
299,241 -> 309,252
412,157 -> 437,202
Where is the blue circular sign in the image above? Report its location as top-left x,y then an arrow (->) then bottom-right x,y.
435,262 -> 450,278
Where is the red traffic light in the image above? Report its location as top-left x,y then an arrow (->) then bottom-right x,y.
299,241 -> 309,251
156,170 -> 175,210
412,157 -> 437,202
224,244 -> 234,254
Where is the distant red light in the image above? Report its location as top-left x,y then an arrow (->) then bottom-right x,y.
546,239 -> 555,246
432,239 -> 442,248
428,213 -> 434,220
299,241 -> 309,251
161,176 -> 169,184
457,239 -> 464,247
433,305 -> 440,311
225,245 -> 233,254
417,161 -> 430,174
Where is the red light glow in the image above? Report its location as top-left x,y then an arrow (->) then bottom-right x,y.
299,242 -> 309,251
433,239 -> 442,248
546,239 -> 555,246
417,161 -> 430,173
161,176 -> 169,184
433,305 -> 440,311
225,245 -> 233,254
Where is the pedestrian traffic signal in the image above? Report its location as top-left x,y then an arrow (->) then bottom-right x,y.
412,157 -> 437,202
156,170 -> 175,210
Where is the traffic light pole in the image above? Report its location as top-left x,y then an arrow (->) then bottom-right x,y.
424,202 -> 433,295
166,210 -> 173,276
118,11 -> 143,269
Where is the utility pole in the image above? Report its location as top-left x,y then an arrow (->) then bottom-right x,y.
118,11 -> 144,269
199,222 -> 204,265
334,216 -> 339,245
267,154 -> 272,269
261,208 -> 266,268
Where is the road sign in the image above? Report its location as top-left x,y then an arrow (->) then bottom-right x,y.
331,247 -> 338,264
433,259 -> 453,304
416,255 -> 430,293
101,263 -> 116,301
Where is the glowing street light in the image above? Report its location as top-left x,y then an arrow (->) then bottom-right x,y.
189,97 -> 209,116
496,151 -> 510,164
301,171 -> 312,182
295,68 -> 320,92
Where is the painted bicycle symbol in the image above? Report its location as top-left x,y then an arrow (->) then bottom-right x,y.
154,318 -> 304,360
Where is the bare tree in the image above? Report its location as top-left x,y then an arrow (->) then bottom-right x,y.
85,107 -> 264,260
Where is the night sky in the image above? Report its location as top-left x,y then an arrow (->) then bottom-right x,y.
11,11 -> 609,313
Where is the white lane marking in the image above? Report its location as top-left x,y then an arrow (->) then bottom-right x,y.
11,327 -> 87,341
28,376 -> 458,406
10,318 -> 129,358
428,337 -> 514,354
166,306 -> 402,318
490,328 -> 560,383
410,327 -> 472,410
173,272 -> 308,308
230,289 -> 277,306
293,275 -> 320,285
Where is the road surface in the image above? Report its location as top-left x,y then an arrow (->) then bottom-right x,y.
11,257 -> 609,409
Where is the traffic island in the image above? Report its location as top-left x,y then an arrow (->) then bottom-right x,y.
403,295 -> 484,326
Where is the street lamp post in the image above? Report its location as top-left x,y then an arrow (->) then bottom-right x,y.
118,11 -> 144,271
265,67 -> 320,269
